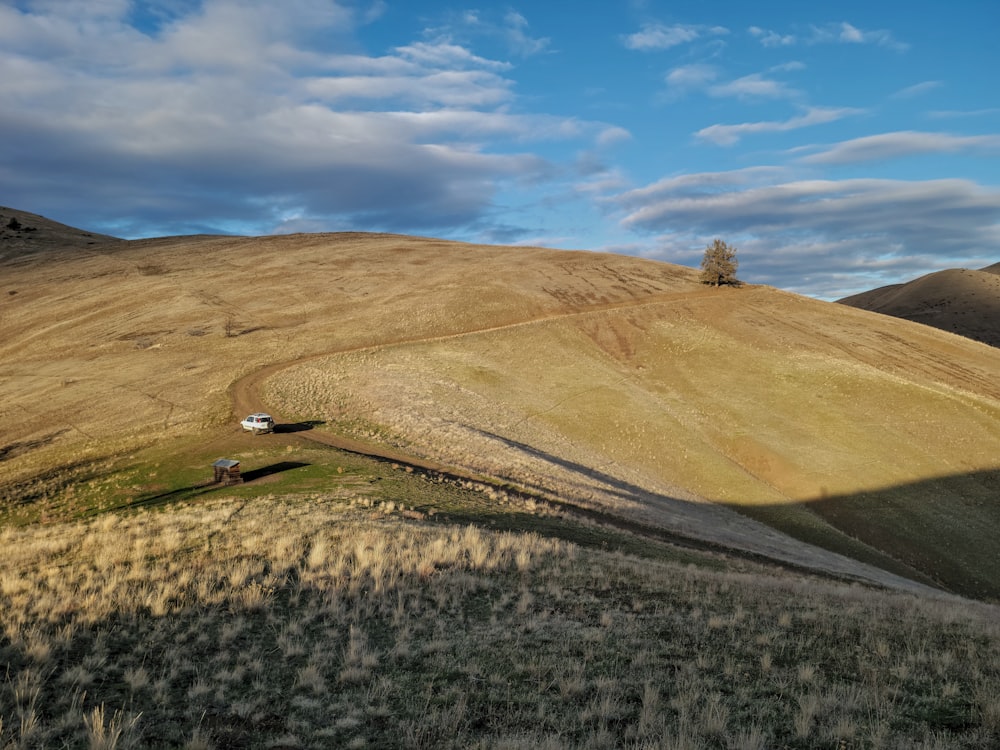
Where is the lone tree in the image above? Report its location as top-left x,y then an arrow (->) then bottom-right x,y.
699,238 -> 739,286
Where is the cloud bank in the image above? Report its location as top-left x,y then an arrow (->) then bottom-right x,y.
0,0 -> 607,238
611,170 -> 1000,298
799,131 -> 1000,165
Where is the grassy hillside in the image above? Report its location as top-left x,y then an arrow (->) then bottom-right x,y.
4,229 -> 1000,600
0,205 -> 121,262
263,281 -> 1000,600
4,218 -> 1000,746
839,266 -> 1000,348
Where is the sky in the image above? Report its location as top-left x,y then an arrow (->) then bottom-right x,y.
1,0 -> 999,299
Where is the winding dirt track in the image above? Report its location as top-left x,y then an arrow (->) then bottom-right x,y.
232,356 -> 465,474
226,296 -> 945,596
228,288 -> 715,473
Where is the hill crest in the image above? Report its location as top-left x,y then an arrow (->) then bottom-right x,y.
838,265 -> 1000,348
0,206 -> 122,261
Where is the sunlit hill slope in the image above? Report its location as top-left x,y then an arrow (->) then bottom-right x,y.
839,264 -> 1000,348
3,206 -> 1000,601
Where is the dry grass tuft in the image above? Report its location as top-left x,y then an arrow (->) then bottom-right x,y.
1,493 -> 998,748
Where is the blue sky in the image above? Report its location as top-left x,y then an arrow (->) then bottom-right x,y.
1,0 -> 998,298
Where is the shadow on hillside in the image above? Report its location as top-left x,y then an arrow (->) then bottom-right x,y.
462,429 -> 775,558
726,468 -> 1000,603
0,429 -> 69,462
468,428 -> 1000,603
121,462 -> 311,511
468,428 -> 679,507
5,496 -> 997,750
274,420 -> 325,434
241,461 -> 309,482
123,482 -> 219,510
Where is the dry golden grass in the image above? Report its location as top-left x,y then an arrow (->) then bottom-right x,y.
3,223 -> 1000,601
2,492 -> 999,749
1,231 -> 695,488
265,297 -> 1000,504
840,266 -> 1000,348
261,286 -> 1000,598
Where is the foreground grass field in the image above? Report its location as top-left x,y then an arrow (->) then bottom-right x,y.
2,482 -> 999,749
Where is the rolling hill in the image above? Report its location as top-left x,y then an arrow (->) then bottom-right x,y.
0,205 -> 121,262
4,208 -> 1000,748
838,264 -> 1000,348
3,208 -> 1000,601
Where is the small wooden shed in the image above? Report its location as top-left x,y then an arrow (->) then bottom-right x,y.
213,458 -> 243,485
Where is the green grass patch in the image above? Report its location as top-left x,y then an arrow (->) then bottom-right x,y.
0,434 -> 722,571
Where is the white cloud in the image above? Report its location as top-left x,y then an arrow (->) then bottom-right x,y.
423,8 -> 549,58
695,107 -> 863,146
666,67 -> 801,102
0,0 -> 596,237
798,131 -> 1000,165
503,10 -> 550,56
708,73 -> 798,100
596,126 -> 632,147
929,108 -> 1000,120
621,174 -> 1000,239
575,168 -> 630,196
769,61 -> 805,73
748,26 -> 796,47
394,41 -> 511,71
362,1 -> 387,25
612,167 -> 788,209
302,68 -> 515,108
663,63 -> 718,97
811,22 -> 909,52
891,80 -> 942,99
623,23 -> 727,51
838,22 -> 865,43
748,21 -> 908,53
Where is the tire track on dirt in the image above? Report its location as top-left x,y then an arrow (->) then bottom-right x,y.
229,287 -> 724,422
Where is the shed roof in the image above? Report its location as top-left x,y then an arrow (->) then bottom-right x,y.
213,458 -> 240,468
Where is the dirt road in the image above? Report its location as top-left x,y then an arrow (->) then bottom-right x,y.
225,297 -> 946,598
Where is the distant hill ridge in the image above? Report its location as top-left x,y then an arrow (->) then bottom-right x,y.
838,264 -> 1000,348
0,206 -> 122,263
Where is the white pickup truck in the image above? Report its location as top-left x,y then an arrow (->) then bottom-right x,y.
241,413 -> 275,435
